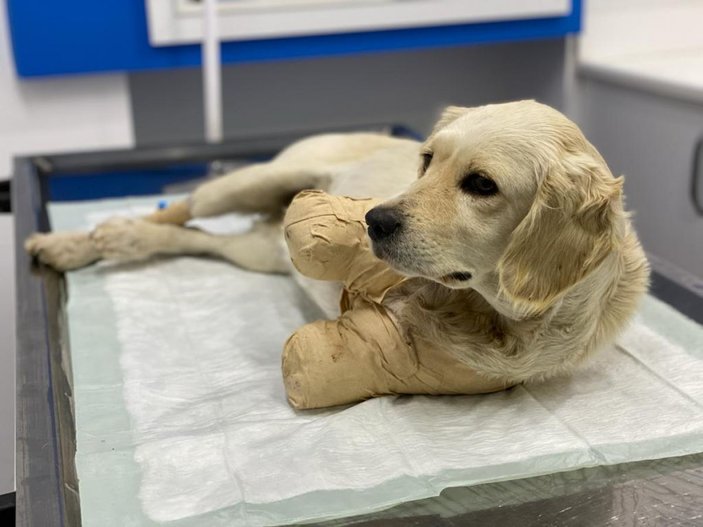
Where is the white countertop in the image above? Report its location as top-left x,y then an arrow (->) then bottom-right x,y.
579,0 -> 703,102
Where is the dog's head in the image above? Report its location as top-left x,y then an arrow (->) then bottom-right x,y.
366,100 -> 624,313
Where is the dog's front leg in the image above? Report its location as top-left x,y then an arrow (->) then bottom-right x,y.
282,297 -> 418,410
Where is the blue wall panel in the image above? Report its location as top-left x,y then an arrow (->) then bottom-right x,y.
7,0 -> 581,78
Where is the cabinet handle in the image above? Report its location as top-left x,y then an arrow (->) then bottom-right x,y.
692,136 -> 703,216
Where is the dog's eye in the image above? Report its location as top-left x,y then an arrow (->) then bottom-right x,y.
420,152 -> 433,173
460,173 -> 498,196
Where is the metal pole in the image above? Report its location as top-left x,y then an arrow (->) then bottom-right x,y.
202,0 -> 223,143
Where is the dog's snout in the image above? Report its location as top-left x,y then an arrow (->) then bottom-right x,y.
365,207 -> 403,241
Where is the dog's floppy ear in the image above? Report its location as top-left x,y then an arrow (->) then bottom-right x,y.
430,106 -> 469,137
497,151 -> 624,314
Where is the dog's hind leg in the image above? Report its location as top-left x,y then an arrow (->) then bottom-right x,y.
26,210 -> 289,273
211,218 -> 289,273
189,163 -> 332,219
25,199 -> 198,271
26,162 -> 320,271
89,216 -> 289,274
25,231 -> 101,271
140,162 -> 331,228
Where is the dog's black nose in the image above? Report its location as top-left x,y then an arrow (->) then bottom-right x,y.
365,207 -> 403,241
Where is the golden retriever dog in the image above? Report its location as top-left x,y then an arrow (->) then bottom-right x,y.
26,100 -> 650,385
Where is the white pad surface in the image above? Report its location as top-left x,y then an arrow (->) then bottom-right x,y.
51,197 -> 703,527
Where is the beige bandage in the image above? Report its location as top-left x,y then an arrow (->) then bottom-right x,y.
282,191 -> 510,410
284,190 -> 406,303
283,295 -> 416,409
283,294 -> 509,409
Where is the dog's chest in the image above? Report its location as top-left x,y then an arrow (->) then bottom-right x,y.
382,282 -> 499,342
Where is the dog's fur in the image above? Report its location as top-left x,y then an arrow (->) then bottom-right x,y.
26,101 -> 650,385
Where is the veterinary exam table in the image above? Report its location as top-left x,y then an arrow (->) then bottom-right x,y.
14,133 -> 703,527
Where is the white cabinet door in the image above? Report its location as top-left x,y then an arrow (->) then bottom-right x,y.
146,0 -> 571,46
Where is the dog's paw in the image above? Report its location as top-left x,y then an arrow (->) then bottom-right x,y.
90,217 -> 166,262
25,231 -> 100,271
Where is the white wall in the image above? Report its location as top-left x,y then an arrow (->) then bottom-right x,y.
0,1 -> 134,495
578,0 -> 703,104
0,1 -> 135,179
574,0 -> 703,281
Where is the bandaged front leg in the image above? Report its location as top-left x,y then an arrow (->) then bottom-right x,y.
281,190 -> 511,409
284,190 -> 406,302
282,298 -> 418,409
282,296 -> 510,409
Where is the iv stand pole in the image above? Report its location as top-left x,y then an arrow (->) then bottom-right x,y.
202,0 -> 223,143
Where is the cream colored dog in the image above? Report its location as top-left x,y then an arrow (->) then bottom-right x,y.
26,100 -> 650,386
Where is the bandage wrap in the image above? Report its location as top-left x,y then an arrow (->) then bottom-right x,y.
283,190 -> 508,409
